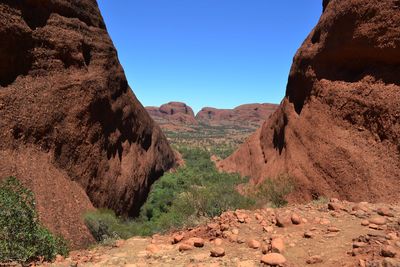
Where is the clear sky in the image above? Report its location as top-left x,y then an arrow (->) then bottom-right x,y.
97,1 -> 322,113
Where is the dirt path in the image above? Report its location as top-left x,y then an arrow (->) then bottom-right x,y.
46,199 -> 400,267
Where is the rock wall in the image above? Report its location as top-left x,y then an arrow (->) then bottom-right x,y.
219,0 -> 400,203
0,0 -> 176,248
147,102 -> 198,125
196,104 -> 278,127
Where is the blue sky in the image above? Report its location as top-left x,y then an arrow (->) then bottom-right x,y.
97,1 -> 322,113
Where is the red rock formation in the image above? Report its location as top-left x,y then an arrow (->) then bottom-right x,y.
219,0 -> 400,203
196,104 -> 278,127
146,102 -> 198,125
0,0 -> 175,248
146,102 -> 278,129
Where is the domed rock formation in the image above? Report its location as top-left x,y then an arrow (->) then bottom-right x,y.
196,104 -> 278,127
219,0 -> 400,203
146,102 -> 198,125
0,0 -> 176,248
146,102 -> 278,130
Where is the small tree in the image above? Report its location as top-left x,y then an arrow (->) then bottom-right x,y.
257,174 -> 295,207
0,177 -> 68,263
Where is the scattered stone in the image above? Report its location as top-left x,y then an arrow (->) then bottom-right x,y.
237,236 -> 246,244
361,220 -> 370,226
352,248 -> 364,256
353,242 -> 367,248
369,223 -> 383,230
172,233 -> 185,244
263,226 -> 274,233
247,239 -> 261,249
221,224 -> 230,231
276,214 -> 292,227
207,223 -> 219,230
306,255 -> 323,264
255,213 -> 263,221
227,233 -> 238,243
291,213 -> 302,225
260,253 -> 287,266
381,246 -> 397,258
304,231 -> 315,239
327,227 -> 340,232
353,203 -> 369,212
179,243 -> 193,252
386,233 -> 398,241
191,237 -> 205,248
382,258 -> 400,267
369,217 -> 387,225
210,247 -> 225,257
328,202 -> 344,211
377,207 -> 395,217
235,212 -> 248,223
271,237 -> 285,253
214,238 -> 223,246
232,228 -> 239,235
261,244 -> 269,254
354,210 -> 367,218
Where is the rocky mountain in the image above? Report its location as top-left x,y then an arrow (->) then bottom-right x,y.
219,0 -> 400,203
0,0 -> 175,248
146,102 -> 279,129
196,103 -> 279,127
147,102 -> 198,126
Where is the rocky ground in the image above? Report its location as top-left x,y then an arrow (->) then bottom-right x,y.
44,199 -> 400,267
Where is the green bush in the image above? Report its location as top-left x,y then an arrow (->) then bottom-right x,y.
0,177 -> 68,263
139,147 -> 254,229
85,147 -> 255,241
256,174 -> 295,207
84,151 -> 298,243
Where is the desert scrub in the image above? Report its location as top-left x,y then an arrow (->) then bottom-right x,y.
0,177 -> 68,263
85,147 -> 254,241
84,209 -> 155,244
256,174 -> 295,208
140,147 -> 254,225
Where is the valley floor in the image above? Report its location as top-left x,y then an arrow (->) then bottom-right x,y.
45,199 -> 400,267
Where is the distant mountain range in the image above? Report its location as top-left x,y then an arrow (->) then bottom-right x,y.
145,102 -> 279,129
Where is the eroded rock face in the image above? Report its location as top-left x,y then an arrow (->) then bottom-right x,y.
146,102 -> 278,130
0,0 -> 175,248
147,102 -> 198,125
196,104 -> 278,127
219,0 -> 400,203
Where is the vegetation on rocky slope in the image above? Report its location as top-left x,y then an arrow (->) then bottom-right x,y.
84,146 -> 295,243
84,147 -> 256,242
0,177 -> 68,263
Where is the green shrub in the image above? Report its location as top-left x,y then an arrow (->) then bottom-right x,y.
84,147 -> 255,241
0,177 -> 68,263
311,196 -> 329,206
139,147 -> 254,229
84,208 -> 157,243
256,174 -> 295,208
